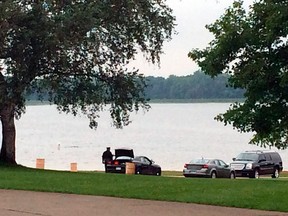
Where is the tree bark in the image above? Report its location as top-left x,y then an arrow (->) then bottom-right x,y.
0,103 -> 16,164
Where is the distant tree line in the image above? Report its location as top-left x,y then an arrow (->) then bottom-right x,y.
145,71 -> 245,100
26,71 -> 244,101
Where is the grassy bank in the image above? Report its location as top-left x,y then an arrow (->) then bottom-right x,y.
0,164 -> 288,212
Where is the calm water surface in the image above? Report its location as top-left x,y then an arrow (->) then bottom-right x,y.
10,103 -> 288,171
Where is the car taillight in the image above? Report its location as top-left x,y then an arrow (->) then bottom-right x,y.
202,164 -> 209,168
184,164 -> 188,168
114,161 -> 119,165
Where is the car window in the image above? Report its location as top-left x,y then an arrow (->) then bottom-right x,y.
265,153 -> 272,161
142,157 -> 150,164
235,153 -> 259,161
259,154 -> 266,161
218,160 -> 227,167
116,156 -> 133,161
213,160 -> 219,166
133,157 -> 141,162
270,153 -> 281,162
190,159 -> 210,164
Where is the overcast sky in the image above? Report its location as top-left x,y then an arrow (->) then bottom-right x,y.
130,0 -> 254,78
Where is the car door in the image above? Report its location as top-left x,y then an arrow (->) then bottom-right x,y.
264,153 -> 275,174
258,154 -> 270,175
216,160 -> 230,178
143,157 -> 155,175
139,157 -> 151,175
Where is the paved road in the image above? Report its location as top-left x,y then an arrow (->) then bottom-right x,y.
0,189 -> 287,216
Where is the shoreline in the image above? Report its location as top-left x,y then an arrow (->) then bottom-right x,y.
26,98 -> 245,106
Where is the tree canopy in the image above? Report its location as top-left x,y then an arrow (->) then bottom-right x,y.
145,71 -> 244,100
189,0 -> 288,149
0,0 -> 175,163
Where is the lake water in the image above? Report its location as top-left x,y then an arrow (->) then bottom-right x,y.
9,103 -> 288,171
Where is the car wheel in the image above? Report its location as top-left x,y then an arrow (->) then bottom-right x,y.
272,168 -> 279,178
136,167 -> 142,175
211,171 -> 217,179
230,172 -> 236,179
252,169 -> 259,179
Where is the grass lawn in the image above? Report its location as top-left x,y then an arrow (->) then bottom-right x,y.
162,170 -> 288,177
1,164 -> 288,212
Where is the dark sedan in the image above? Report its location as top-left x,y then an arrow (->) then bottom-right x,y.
133,156 -> 161,176
106,148 -> 161,176
183,158 -> 236,179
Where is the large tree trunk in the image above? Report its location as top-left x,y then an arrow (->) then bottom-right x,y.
0,103 -> 16,164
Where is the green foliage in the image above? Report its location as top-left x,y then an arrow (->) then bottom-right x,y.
0,0 -> 175,128
26,71 -> 245,101
145,71 -> 244,100
0,165 -> 288,212
189,0 -> 288,149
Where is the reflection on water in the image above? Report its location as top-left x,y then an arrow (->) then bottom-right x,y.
4,103 -> 287,171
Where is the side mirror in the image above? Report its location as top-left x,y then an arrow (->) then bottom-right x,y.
232,158 -> 236,161
259,159 -> 266,163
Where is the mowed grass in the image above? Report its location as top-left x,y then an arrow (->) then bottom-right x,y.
1,164 -> 288,212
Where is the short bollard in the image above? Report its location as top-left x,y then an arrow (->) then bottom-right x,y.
36,158 -> 45,169
70,163 -> 77,172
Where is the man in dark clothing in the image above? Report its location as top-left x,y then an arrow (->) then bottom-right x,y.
102,147 -> 113,172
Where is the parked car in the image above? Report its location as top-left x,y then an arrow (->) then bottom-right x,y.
183,158 -> 236,179
133,156 -> 162,176
230,150 -> 283,178
106,148 -> 161,176
106,148 -> 134,174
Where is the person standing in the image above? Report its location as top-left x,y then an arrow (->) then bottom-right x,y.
102,147 -> 113,172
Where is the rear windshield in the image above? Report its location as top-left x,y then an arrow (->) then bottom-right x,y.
189,159 -> 210,164
115,156 -> 133,161
235,153 -> 259,161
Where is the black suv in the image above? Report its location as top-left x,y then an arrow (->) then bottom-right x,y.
230,150 -> 283,178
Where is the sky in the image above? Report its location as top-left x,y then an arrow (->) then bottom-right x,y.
130,0 -> 254,78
